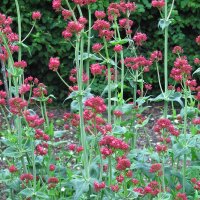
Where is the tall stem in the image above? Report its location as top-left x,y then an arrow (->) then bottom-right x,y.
162,156 -> 166,192
0,106 -> 11,132
108,156 -> 112,185
103,38 -> 112,124
0,45 -> 10,104
15,0 -> 22,61
164,0 -> 168,118
76,35 -> 89,179
182,83 -> 188,193
86,5 -> 91,85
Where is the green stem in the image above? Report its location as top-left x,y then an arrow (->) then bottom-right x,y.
156,62 -> 164,95
86,5 -> 91,85
15,0 -> 22,61
56,71 -> 71,89
0,106 -> 11,132
43,101 -> 49,127
32,143 -> 36,191
182,82 -> 188,193
65,0 -> 77,21
22,21 -> 36,42
103,37 -> 112,124
162,156 -> 166,192
76,35 -> 89,179
164,0 -> 168,118
108,156 -> 112,185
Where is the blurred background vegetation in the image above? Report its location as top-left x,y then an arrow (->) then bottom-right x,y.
0,0 -> 200,103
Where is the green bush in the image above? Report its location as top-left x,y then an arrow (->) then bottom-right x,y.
0,0 -> 199,101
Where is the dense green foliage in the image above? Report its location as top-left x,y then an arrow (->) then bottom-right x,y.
0,0 -> 200,101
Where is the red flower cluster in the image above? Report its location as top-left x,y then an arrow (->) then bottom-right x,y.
150,50 -> 162,62
32,11 -> 41,20
172,46 -> 184,54
72,0 -> 96,6
63,112 -> 80,127
149,163 -> 162,173
35,143 -> 48,156
133,32 -> 147,46
24,110 -> 45,128
175,193 -> 188,200
99,135 -> 129,157
110,185 -> 119,192
32,83 -> 48,98
20,173 -> 33,183
92,43 -> 103,53
154,118 -> 180,136
116,157 -> 131,171
62,10 -> 72,20
90,63 -> 104,76
68,144 -> 84,153
85,96 -> 106,113
151,0 -> 165,9
52,0 -> 61,11
134,181 -> 160,196
170,56 -> 192,82
49,164 -> 56,171
49,57 -> 60,71
194,58 -> 200,65
9,97 -> 28,115
94,181 -> 105,192
0,90 -> 6,105
124,56 -> 152,71
113,110 -> 123,117
9,165 -> 17,173
113,44 -> 123,52
119,18 -> 134,34
48,177 -> 59,189
14,60 -> 27,69
19,84 -> 31,95
95,11 -> 106,19
191,178 -> 200,190
196,35 -> 200,45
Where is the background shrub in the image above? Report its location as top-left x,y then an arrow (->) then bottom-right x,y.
0,0 -> 200,101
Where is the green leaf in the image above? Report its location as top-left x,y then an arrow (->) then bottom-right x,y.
101,83 -> 118,96
158,19 -> 172,30
18,188 -> 34,198
150,91 -> 183,107
71,179 -> 89,200
153,193 -> 172,200
3,147 -> 23,158
77,53 -> 102,61
54,130 -> 67,138
36,191 -> 50,199
173,143 -> 190,159
109,38 -> 130,45
193,67 -> 200,76
112,125 -> 127,134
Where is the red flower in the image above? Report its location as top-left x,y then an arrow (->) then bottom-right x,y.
94,181 -> 105,192
49,164 -> 56,171
95,11 -> 106,19
196,35 -> 200,45
113,44 -> 123,52
14,60 -> 27,69
9,165 -> 17,173
48,57 -> 60,71
110,185 -> 119,192
32,11 -> 41,20
152,0 -> 165,9
92,43 -> 103,53
133,32 -> 147,46
149,163 -> 162,173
